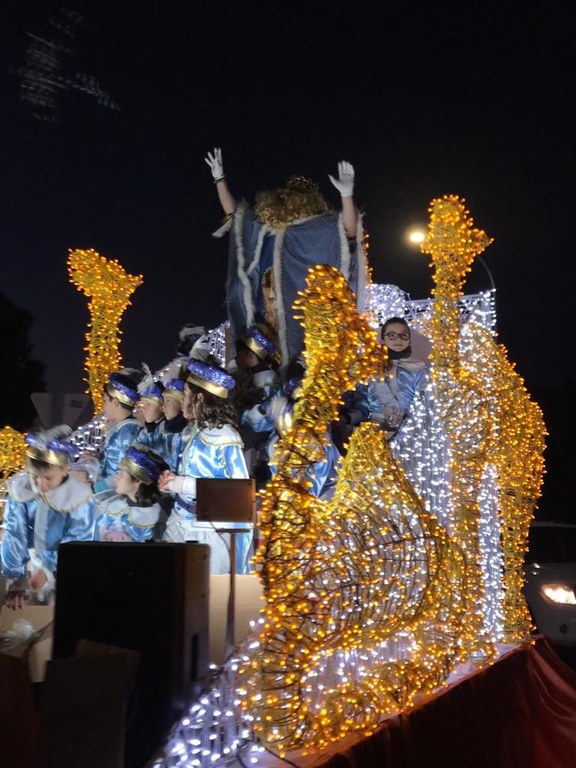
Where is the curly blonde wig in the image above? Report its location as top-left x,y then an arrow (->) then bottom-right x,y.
254,176 -> 330,229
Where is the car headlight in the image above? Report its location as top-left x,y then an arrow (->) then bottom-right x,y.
541,584 -> 576,605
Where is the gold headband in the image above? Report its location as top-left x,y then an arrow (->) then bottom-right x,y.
242,335 -> 269,360
186,373 -> 229,399
140,394 -> 163,404
25,445 -> 69,468
163,390 -> 184,403
107,384 -> 137,407
120,456 -> 153,485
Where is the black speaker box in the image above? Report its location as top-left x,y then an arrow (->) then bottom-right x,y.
53,541 -> 210,768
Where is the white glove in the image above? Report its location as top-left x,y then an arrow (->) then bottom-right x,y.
268,394 -> 289,424
205,147 -> 225,181
328,160 -> 355,197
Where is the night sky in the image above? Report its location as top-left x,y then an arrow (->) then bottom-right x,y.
1,0 -> 575,399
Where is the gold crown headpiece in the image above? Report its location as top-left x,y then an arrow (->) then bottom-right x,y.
285,176 -> 319,194
24,431 -> 75,468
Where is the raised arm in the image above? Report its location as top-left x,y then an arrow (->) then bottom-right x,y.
328,160 -> 358,238
205,147 -> 236,216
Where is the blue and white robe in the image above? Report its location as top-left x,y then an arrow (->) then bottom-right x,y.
95,490 -> 163,542
1,473 -> 96,598
163,424 -> 253,574
137,414 -> 188,472
223,204 -> 367,367
268,431 -> 341,500
363,359 -> 428,431
94,417 -> 141,492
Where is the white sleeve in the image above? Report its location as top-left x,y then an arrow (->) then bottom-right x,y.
166,475 -> 197,497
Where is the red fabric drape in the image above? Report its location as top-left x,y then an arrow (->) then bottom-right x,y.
297,638 -> 576,768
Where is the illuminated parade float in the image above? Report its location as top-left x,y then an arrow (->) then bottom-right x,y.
150,196 -> 553,767
3,197 -> 574,768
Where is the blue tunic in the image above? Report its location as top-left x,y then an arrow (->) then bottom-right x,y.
239,369 -> 280,470
164,424 -> 252,574
362,359 -> 428,430
1,473 -> 96,590
95,490 -> 162,542
136,420 -> 166,457
137,415 -> 187,472
94,417 -> 141,492
268,431 -> 341,500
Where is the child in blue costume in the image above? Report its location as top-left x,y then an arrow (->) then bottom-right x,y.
136,373 -> 166,455
1,427 -> 96,609
362,317 -> 428,437
233,326 -> 280,485
138,377 -> 189,471
95,445 -> 168,542
159,359 -> 252,574
234,326 -> 280,426
159,378 -> 189,470
267,365 -> 341,500
93,371 -> 142,492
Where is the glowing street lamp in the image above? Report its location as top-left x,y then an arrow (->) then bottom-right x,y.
406,226 -> 426,245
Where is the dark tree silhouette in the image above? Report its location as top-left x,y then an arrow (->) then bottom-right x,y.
0,293 -> 46,431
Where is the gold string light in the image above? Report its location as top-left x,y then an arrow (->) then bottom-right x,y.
238,265 -> 467,754
237,199 -> 545,755
0,427 -> 28,521
421,196 -> 496,662
421,195 -> 545,656
458,323 -> 546,643
67,248 -> 143,412
151,198 -> 546,767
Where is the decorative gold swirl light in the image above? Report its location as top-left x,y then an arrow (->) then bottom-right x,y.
239,265 -> 467,754
423,195 -> 493,379
422,195 -> 545,657
422,196 -> 496,662
67,248 -> 143,412
238,198 -> 545,755
0,252 -> 142,501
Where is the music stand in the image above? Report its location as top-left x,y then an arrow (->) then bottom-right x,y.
195,478 -> 255,659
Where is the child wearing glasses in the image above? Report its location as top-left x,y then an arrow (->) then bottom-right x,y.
365,317 -> 428,435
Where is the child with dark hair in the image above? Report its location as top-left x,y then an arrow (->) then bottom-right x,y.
95,445 -> 168,542
366,316 -> 428,435
159,358 -> 252,574
1,426 -> 96,609
233,326 -> 279,401
92,370 -> 142,492
233,326 -> 280,480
